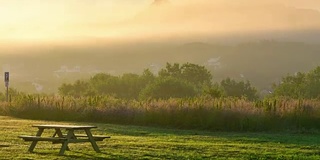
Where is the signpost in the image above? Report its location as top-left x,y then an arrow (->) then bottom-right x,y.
4,72 -> 9,102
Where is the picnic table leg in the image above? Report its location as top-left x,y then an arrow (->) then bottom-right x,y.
28,128 -> 44,152
84,129 -> 101,153
53,128 -> 76,139
54,128 -> 70,151
59,129 -> 73,156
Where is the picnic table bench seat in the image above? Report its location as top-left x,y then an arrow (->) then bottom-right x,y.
61,134 -> 111,141
19,135 -> 67,143
19,135 -> 110,142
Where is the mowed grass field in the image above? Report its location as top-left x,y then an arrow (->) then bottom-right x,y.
0,116 -> 320,159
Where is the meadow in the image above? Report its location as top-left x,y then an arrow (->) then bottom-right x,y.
1,116 -> 320,159
2,95 -> 320,132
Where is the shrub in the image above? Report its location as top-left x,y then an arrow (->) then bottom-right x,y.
220,77 -> 258,100
139,77 -> 197,100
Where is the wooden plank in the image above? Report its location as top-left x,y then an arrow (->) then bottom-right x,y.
85,129 -> 101,153
61,134 -> 111,141
27,128 -> 43,152
92,136 -> 111,141
59,129 -> 74,155
32,125 -> 97,130
19,136 -> 67,142
63,134 -> 110,138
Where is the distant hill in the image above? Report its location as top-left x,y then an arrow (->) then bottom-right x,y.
1,40 -> 320,93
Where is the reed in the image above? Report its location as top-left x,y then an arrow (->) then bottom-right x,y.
2,94 -> 320,131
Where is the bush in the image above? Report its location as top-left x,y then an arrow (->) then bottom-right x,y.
139,77 -> 197,100
220,78 -> 258,100
272,66 -> 320,99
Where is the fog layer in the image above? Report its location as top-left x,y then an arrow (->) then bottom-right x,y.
1,0 -> 320,44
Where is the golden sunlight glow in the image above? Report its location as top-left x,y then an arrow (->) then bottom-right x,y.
0,0 -> 320,44
0,0 -> 150,42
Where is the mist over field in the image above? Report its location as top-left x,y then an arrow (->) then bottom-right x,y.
1,0 -> 320,93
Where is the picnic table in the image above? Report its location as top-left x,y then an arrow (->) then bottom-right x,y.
19,124 -> 110,155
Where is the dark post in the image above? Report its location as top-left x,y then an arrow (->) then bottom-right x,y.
4,72 -> 9,102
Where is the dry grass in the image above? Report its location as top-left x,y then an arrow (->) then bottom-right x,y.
2,95 -> 320,131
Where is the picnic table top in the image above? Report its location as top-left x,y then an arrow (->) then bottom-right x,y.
32,124 -> 97,129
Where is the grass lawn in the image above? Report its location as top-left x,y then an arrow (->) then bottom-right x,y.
0,116 -> 320,159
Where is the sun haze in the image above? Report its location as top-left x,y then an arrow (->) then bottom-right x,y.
1,0 -> 320,45
0,0 -> 150,43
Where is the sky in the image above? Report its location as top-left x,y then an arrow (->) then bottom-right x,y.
0,0 -> 151,42
1,0 -> 320,45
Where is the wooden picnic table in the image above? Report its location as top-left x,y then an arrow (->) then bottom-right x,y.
19,124 -> 110,155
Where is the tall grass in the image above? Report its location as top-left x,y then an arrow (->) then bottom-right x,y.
1,95 -> 320,132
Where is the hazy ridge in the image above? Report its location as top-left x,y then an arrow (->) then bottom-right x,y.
1,39 -> 320,93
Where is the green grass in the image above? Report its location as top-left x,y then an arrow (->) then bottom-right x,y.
1,116 -> 320,159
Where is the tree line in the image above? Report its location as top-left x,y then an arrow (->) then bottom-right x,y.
3,62 -> 320,101
272,66 -> 320,99
58,62 -> 258,100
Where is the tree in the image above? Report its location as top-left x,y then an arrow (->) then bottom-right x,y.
89,73 -> 119,96
305,67 -> 320,98
203,83 -> 224,98
272,72 -> 307,99
180,63 -> 212,86
139,77 -> 197,100
57,63 -> 212,99
272,66 -> 320,99
58,80 -> 92,97
118,73 -> 143,99
141,69 -> 156,85
220,78 -> 258,100
158,63 -> 182,78
158,62 -> 212,87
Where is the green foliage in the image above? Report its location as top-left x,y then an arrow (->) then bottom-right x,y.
59,70 -> 156,99
158,63 -> 182,78
159,62 -> 212,86
272,66 -> 320,99
203,83 -> 224,98
141,69 -> 156,85
89,73 -> 117,96
58,80 -> 92,97
57,63 -> 218,99
139,77 -> 197,100
56,62 -> 263,101
220,77 -> 258,100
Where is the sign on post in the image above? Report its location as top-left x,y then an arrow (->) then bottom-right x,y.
4,72 -> 9,102
4,72 -> 9,87
4,72 -> 9,81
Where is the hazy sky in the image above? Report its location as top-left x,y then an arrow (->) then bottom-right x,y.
0,0 -> 151,42
1,0 -> 320,44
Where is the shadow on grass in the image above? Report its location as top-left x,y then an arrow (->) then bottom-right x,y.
12,116 -> 320,148
0,144 -> 10,147
30,151 -> 111,159
84,122 -> 320,147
